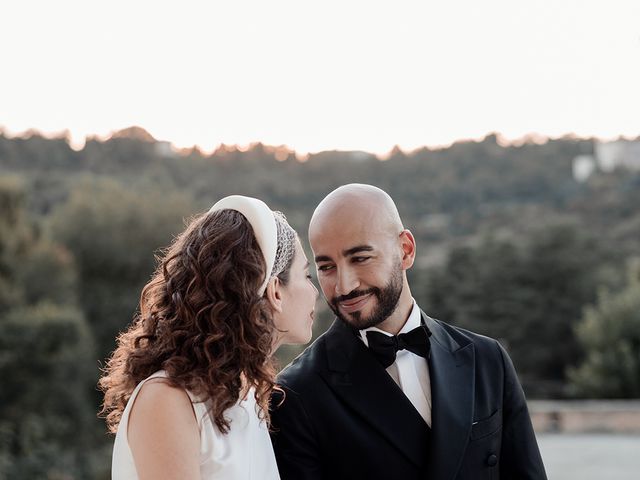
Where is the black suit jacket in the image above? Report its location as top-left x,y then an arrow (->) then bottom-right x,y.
270,311 -> 547,480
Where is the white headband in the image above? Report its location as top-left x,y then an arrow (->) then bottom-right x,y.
208,195 -> 277,295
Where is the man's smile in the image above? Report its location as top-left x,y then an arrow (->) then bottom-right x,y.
338,293 -> 373,313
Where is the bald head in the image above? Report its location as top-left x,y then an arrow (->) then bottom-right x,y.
309,184 -> 403,240
308,184 -> 416,333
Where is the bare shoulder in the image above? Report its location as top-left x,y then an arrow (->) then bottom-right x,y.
127,378 -> 201,479
128,378 -> 198,438
132,379 -> 196,419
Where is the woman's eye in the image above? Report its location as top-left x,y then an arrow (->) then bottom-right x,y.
306,274 -> 313,280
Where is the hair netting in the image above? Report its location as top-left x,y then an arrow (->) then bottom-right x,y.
271,211 -> 296,278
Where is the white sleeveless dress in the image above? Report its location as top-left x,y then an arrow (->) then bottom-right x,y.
111,371 -> 280,479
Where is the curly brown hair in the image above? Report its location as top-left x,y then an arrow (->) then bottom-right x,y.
98,208 -> 293,434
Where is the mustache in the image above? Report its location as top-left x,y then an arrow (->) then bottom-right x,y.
332,288 -> 379,304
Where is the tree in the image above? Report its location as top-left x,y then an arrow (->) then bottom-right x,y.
0,304 -> 102,479
424,224 -> 608,397
568,261 -> 640,398
50,177 -> 195,361
0,177 -> 30,313
0,180 -> 103,479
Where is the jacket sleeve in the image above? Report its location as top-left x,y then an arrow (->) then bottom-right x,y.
497,342 -> 548,479
270,385 -> 325,480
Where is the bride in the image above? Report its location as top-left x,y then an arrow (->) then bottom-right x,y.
99,195 -> 318,479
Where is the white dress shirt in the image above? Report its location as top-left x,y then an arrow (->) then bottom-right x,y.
359,300 -> 432,427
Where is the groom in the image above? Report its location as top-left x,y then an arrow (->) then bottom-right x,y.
270,184 -> 547,480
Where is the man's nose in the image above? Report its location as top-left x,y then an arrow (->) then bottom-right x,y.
335,267 -> 359,296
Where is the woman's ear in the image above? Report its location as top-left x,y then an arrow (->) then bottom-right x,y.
265,277 -> 283,313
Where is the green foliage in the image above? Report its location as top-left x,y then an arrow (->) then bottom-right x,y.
0,303 -> 100,479
16,242 -> 78,307
0,179 -> 103,479
0,177 -> 30,313
49,177 -> 195,360
424,224 -> 610,397
568,262 -> 640,398
1,129 -> 639,476
0,176 -> 80,313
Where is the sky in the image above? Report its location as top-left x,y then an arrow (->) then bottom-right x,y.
1,0 -> 639,154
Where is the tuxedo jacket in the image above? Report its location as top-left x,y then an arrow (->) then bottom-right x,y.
270,311 -> 547,480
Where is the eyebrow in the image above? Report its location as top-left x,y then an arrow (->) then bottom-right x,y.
344,245 -> 374,256
314,245 -> 374,263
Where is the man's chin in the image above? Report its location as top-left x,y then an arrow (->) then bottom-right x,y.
337,307 -> 380,330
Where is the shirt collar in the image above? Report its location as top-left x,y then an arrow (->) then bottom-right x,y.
359,299 -> 420,347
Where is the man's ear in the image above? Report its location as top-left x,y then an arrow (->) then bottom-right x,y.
265,277 -> 283,313
399,229 -> 416,269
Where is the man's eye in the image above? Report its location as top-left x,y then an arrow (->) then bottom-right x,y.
353,257 -> 370,263
317,265 -> 334,272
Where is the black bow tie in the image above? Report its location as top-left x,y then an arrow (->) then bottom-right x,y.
365,325 -> 432,368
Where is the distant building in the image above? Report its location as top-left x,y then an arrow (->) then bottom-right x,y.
572,139 -> 640,181
595,140 -> 640,172
154,141 -> 176,157
573,155 -> 597,182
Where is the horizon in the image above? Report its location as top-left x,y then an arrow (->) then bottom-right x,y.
1,124 -> 637,158
2,1 -> 639,155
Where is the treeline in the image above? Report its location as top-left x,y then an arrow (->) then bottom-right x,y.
1,128 -> 639,478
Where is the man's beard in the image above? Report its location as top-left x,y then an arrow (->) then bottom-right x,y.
329,264 -> 403,330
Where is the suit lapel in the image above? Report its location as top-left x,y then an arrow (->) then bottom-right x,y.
422,312 -> 475,480
320,319 -> 430,469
